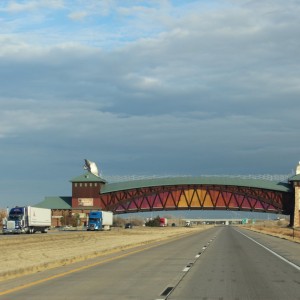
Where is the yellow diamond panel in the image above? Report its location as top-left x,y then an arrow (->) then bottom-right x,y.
178,190 -> 189,207
197,188 -> 207,206
203,191 -> 213,207
188,189 -> 199,207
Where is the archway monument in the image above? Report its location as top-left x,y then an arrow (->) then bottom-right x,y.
69,161 -> 300,227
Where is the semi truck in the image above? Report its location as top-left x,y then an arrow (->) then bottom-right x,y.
185,220 -> 191,227
2,206 -> 51,234
87,211 -> 113,231
159,217 -> 168,227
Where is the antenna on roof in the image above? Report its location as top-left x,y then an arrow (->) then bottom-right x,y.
83,159 -> 100,177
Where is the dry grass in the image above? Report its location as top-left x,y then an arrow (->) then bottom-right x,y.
0,226 -> 207,281
243,220 -> 300,243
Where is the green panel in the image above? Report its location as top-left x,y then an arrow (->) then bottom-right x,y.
35,196 -> 72,209
101,176 -> 292,194
70,173 -> 106,183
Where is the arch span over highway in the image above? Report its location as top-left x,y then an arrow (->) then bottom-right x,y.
99,176 -> 294,215
36,162 -> 300,227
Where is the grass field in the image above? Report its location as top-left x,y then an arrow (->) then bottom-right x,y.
244,220 -> 300,243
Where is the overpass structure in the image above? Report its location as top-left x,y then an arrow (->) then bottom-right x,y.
182,218 -> 245,225
37,162 -> 300,227
98,177 -> 292,213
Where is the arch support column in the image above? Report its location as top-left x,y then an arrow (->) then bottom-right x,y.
290,162 -> 300,228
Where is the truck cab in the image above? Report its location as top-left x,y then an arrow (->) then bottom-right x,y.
185,220 -> 191,227
3,207 -> 26,234
87,211 -> 102,230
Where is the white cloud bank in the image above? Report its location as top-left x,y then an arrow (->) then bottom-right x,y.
0,0 -> 299,207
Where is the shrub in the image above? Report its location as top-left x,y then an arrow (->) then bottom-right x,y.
0,209 -> 7,228
145,216 -> 161,227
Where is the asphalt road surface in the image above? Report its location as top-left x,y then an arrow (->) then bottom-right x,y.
0,226 -> 299,300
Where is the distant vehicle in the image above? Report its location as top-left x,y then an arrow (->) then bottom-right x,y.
2,206 -> 51,234
63,225 -> 73,230
185,220 -> 191,227
87,211 -> 113,231
160,218 -> 168,227
171,223 -> 176,227
125,223 -> 133,229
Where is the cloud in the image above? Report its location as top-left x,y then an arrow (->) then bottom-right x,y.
68,11 -> 88,21
2,0 -> 64,13
0,0 -> 299,207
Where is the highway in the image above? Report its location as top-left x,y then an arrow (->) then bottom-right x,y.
0,226 -> 299,300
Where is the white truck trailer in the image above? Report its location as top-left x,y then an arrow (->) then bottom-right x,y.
2,206 -> 51,234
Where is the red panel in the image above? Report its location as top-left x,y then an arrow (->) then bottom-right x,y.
152,195 -> 164,209
247,198 -> 258,210
235,194 -> 245,208
164,193 -> 176,208
158,192 -> 170,207
128,199 -> 138,211
115,204 -> 126,212
265,204 -> 277,211
227,194 -> 239,208
242,198 -> 252,209
208,190 -> 219,207
215,192 -> 226,208
140,198 -> 151,210
222,191 -> 233,207
253,200 -> 264,210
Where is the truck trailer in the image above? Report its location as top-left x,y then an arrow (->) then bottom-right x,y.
87,211 -> 113,231
2,206 -> 51,234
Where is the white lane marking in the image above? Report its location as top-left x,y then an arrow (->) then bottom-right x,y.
237,229 -> 300,271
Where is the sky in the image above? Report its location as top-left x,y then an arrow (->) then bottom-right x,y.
0,0 -> 299,209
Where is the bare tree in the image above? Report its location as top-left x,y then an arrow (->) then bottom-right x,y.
0,209 -> 7,227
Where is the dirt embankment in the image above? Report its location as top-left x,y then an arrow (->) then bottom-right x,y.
0,226 -> 206,282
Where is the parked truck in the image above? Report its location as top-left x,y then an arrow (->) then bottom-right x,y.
185,220 -> 191,227
87,211 -> 113,231
2,206 -> 51,234
159,217 -> 168,227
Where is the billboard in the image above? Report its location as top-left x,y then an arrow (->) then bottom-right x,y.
78,198 -> 94,206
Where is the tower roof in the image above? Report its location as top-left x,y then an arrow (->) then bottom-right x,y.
289,174 -> 300,182
70,172 -> 107,183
